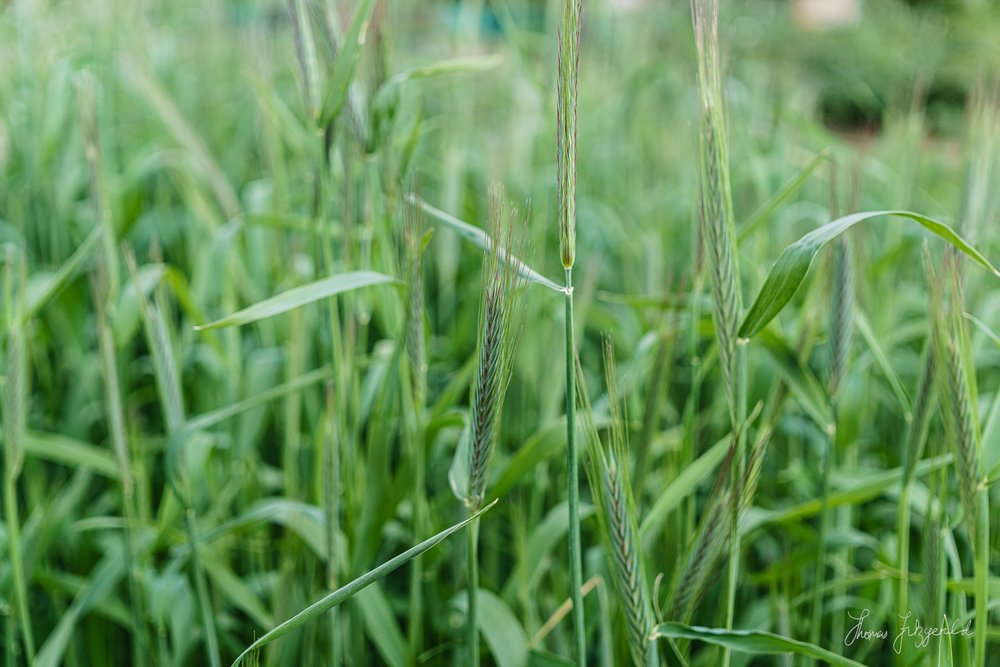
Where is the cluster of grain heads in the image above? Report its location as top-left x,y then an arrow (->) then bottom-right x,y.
557,0 -> 587,661
449,186 -> 528,667
579,337 -> 659,667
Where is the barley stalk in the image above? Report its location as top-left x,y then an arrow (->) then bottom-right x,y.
403,194 -> 428,665
462,186 -> 527,666
690,3 -> 745,661
580,338 -> 659,667
557,0 -> 586,661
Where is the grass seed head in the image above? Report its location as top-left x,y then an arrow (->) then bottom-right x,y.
465,185 -> 529,510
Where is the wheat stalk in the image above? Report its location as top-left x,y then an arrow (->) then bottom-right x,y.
579,338 -> 659,667
461,185 -> 528,666
557,0 -> 587,661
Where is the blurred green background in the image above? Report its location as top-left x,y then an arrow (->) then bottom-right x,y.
1,0 -> 999,665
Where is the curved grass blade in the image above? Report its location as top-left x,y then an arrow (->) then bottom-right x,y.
652,622 -> 865,667
639,434 -> 729,541
757,329 -> 833,431
23,228 -> 100,322
407,195 -> 564,293
231,499 -> 498,666
374,55 -> 502,110
195,271 -> 397,330
739,211 -> 1000,339
737,147 -> 831,242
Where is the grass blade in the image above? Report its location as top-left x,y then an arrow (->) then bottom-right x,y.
318,0 -> 375,128
652,623 -> 865,667
231,499 -> 497,666
407,195 -> 564,293
194,271 -> 397,330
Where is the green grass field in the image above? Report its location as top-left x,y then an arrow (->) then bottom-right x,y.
2,1 -> 1000,665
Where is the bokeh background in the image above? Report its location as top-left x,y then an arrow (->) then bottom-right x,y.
1,1 -> 999,665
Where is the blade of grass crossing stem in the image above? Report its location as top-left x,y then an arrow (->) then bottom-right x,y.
407,195 -> 564,293
231,500 -> 498,666
652,623 -> 865,667
557,0 -> 585,663
194,270 -> 398,330
739,210 -> 1000,340
3,248 -> 36,662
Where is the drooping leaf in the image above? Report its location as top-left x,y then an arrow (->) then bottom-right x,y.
408,195 -> 564,293
739,211 -> 1000,339
639,434 -> 729,540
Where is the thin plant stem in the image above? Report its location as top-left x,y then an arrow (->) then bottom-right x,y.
809,417 -> 836,653
565,266 -> 586,665
467,514 -> 480,667
974,485 -> 988,667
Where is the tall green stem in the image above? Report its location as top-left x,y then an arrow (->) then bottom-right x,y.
895,479 -> 912,667
722,344 -> 746,667
564,267 -> 586,665
467,515 -> 480,667
809,418 -> 836,655
974,485 -> 988,667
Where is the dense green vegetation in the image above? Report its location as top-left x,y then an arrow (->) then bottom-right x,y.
2,0 -> 1000,665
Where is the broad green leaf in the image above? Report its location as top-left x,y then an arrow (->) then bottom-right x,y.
355,584 -> 407,667
23,228 -> 100,321
854,307 -> 911,416
200,499 -> 328,559
318,0 -> 375,128
231,500 -> 497,666
24,431 -> 117,478
739,211 -> 1000,339
373,55 -> 502,115
186,366 -> 331,431
454,590 -> 529,667
504,501 -> 595,597
195,271 -> 397,330
492,415 -> 610,499
528,649 -> 575,666
757,329 -> 833,431
200,550 -> 274,628
409,195 -> 565,293
35,552 -> 125,667
744,454 -> 951,532
652,622 -> 865,666
738,147 -> 831,242
639,434 -> 729,540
